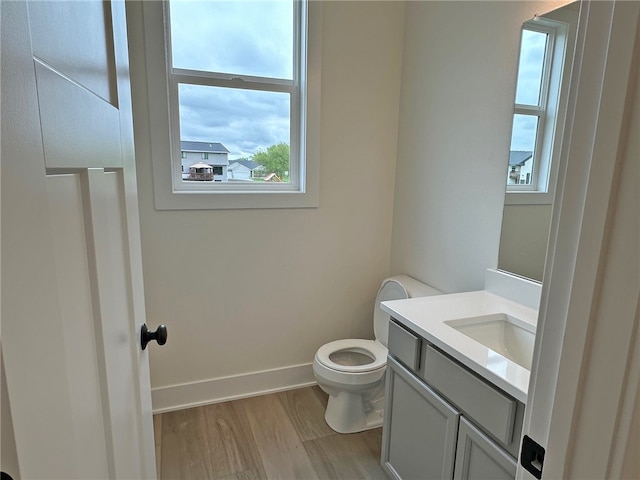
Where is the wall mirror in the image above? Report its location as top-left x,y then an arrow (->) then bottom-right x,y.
497,1 -> 580,282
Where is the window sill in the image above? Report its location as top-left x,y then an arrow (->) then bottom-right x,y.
154,188 -> 319,210
505,190 -> 554,205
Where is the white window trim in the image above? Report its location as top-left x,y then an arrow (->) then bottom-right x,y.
140,1 -> 321,210
506,16 -> 574,206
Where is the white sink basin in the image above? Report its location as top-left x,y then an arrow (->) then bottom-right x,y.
444,313 -> 536,370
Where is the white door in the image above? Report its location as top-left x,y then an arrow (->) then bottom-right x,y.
1,1 -> 157,478
519,1 -> 640,478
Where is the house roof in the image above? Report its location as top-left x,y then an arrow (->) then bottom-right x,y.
509,150 -> 533,166
229,160 -> 260,170
181,140 -> 230,154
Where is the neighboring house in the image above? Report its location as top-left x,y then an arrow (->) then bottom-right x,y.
507,150 -> 533,185
180,141 -> 230,182
227,160 -> 264,181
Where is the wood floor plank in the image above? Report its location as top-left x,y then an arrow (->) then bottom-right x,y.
161,407 -> 214,479
215,468 -> 265,480
154,414 -> 163,445
303,428 -> 387,480
153,414 -> 162,478
204,401 -> 267,478
161,401 -> 266,479
277,386 -> 335,441
359,427 -> 383,458
156,387 -> 386,480
241,393 -> 319,480
312,385 -> 329,409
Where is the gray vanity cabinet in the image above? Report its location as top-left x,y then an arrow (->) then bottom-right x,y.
381,356 -> 460,480
454,417 -> 517,480
382,320 -> 522,480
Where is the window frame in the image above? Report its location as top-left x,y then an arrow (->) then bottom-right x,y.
140,0 -> 321,210
505,16 -> 573,206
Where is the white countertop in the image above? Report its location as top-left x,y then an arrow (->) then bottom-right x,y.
381,290 -> 538,403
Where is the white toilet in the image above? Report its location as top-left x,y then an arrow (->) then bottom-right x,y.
313,274 -> 442,433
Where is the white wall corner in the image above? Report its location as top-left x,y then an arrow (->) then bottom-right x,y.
151,363 -> 316,414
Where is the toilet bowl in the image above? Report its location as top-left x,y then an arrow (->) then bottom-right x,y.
312,275 -> 442,433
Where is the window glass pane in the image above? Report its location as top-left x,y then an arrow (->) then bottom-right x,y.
178,84 -> 291,183
169,1 -> 294,80
508,114 -> 539,185
515,29 -> 548,106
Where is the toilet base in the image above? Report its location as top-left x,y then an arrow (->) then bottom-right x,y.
323,388 -> 385,434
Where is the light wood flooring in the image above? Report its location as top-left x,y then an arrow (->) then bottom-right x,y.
153,386 -> 388,480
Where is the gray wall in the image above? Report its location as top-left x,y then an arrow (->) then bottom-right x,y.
499,204 -> 552,282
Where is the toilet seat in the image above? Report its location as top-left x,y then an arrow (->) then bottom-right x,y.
312,276 -> 442,433
316,339 -> 387,373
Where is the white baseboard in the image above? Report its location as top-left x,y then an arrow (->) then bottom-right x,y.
151,362 -> 316,414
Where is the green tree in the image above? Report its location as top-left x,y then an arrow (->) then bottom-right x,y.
252,142 -> 290,180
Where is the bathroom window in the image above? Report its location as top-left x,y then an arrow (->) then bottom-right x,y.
506,17 -> 572,205
137,0 -> 321,210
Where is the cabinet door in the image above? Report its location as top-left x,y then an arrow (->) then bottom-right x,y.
453,417 -> 517,480
382,356 -> 460,480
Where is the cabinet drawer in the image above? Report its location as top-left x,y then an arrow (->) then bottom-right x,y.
422,345 -> 517,445
388,320 -> 421,371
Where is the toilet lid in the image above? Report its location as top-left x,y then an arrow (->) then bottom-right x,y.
373,279 -> 409,347
316,339 -> 387,373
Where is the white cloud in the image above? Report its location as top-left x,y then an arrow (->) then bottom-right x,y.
169,0 -> 293,158
178,84 -> 290,158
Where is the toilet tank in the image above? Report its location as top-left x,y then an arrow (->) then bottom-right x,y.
373,275 -> 442,347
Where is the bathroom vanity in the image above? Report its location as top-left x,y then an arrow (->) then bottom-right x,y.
379,291 -> 537,480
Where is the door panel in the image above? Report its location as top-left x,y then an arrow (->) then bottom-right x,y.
382,357 -> 460,480
2,1 -> 80,476
85,168 -> 143,478
35,62 -> 123,169
28,0 -> 117,104
47,173 -> 110,479
1,0 -> 156,477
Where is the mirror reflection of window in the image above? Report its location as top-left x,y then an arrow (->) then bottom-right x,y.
507,21 -> 561,193
515,30 -> 548,105
499,2 -> 579,282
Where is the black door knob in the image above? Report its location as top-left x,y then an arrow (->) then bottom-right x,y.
141,324 -> 168,350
